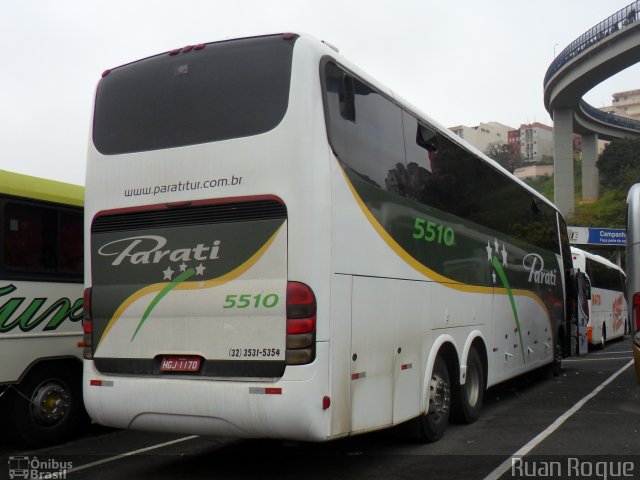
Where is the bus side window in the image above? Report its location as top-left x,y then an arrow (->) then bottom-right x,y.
401,111 -> 451,210
323,62 -> 405,192
59,211 -> 83,274
2,201 -> 82,279
3,203 -> 50,270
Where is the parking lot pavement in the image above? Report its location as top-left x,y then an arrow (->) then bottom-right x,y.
1,338 -> 638,480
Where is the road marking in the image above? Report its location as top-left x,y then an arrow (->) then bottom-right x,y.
563,356 -> 633,362
67,435 -> 199,474
589,350 -> 632,355
483,359 -> 634,480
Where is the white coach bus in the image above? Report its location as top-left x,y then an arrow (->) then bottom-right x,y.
571,247 -> 628,348
626,184 -> 640,383
83,33 -> 576,442
0,170 -> 85,446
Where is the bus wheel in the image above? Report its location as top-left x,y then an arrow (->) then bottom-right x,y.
550,330 -> 564,377
551,341 -> 563,377
452,348 -> 484,423
10,364 -> 87,447
419,355 -> 451,442
600,325 -> 607,349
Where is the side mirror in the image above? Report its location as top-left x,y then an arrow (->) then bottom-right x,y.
584,275 -> 592,301
576,270 -> 591,300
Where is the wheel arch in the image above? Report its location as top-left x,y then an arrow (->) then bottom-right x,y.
461,332 -> 488,388
17,356 -> 83,384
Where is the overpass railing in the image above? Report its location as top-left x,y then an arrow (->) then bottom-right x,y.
579,99 -> 640,130
544,0 -> 639,85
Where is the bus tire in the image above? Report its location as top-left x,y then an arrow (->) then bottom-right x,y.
551,342 -> 562,377
547,330 -> 564,377
419,355 -> 451,442
625,319 -> 629,336
451,348 -> 484,424
599,324 -> 607,349
9,363 -> 87,447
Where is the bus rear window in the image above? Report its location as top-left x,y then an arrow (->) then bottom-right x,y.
93,34 -> 296,155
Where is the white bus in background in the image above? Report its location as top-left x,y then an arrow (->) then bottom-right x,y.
626,184 -> 640,383
0,170 -> 86,447
83,33 -> 577,443
571,246 -> 628,348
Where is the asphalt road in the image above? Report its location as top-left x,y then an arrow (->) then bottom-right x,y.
1,338 -> 638,480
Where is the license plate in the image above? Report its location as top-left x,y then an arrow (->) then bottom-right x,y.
160,356 -> 202,372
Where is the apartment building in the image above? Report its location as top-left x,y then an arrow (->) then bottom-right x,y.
510,122 -> 554,163
449,121 -> 514,153
600,88 -> 640,119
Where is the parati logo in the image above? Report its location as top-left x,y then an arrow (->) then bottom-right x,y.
522,253 -> 557,286
98,235 -> 222,266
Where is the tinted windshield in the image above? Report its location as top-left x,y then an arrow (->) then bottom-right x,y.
93,34 -> 296,155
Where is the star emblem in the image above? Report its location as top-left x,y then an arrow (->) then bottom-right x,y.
179,262 -> 188,272
195,263 -> 206,276
501,243 -> 508,267
492,271 -> 497,284
163,266 -> 174,280
486,241 -> 493,261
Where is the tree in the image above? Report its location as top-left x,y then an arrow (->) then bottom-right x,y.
563,137 -> 640,229
597,137 -> 640,192
484,142 -> 520,173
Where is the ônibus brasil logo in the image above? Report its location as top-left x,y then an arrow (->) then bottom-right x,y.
98,235 -> 223,341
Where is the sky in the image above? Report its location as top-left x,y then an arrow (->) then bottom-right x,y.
2,0 -> 639,185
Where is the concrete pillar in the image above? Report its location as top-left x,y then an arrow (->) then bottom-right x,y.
553,107 -> 575,216
581,133 -> 599,201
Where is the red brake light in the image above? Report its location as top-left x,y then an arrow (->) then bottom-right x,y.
287,318 -> 315,334
287,282 -> 316,318
286,282 -> 316,365
83,287 -> 92,323
169,44 -> 205,56
633,293 -> 640,332
83,287 -> 93,359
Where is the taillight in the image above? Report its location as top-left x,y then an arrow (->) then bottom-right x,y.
286,282 -> 316,365
83,287 -> 93,360
634,293 -> 640,333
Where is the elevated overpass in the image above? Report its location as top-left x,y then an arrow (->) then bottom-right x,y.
543,0 -> 640,216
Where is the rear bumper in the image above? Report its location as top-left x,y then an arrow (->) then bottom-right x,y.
83,343 -> 331,441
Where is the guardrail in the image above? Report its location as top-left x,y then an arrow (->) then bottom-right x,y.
579,99 -> 640,130
544,0 -> 639,85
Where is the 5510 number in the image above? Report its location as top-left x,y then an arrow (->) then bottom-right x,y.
413,218 -> 455,246
223,293 -> 279,309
